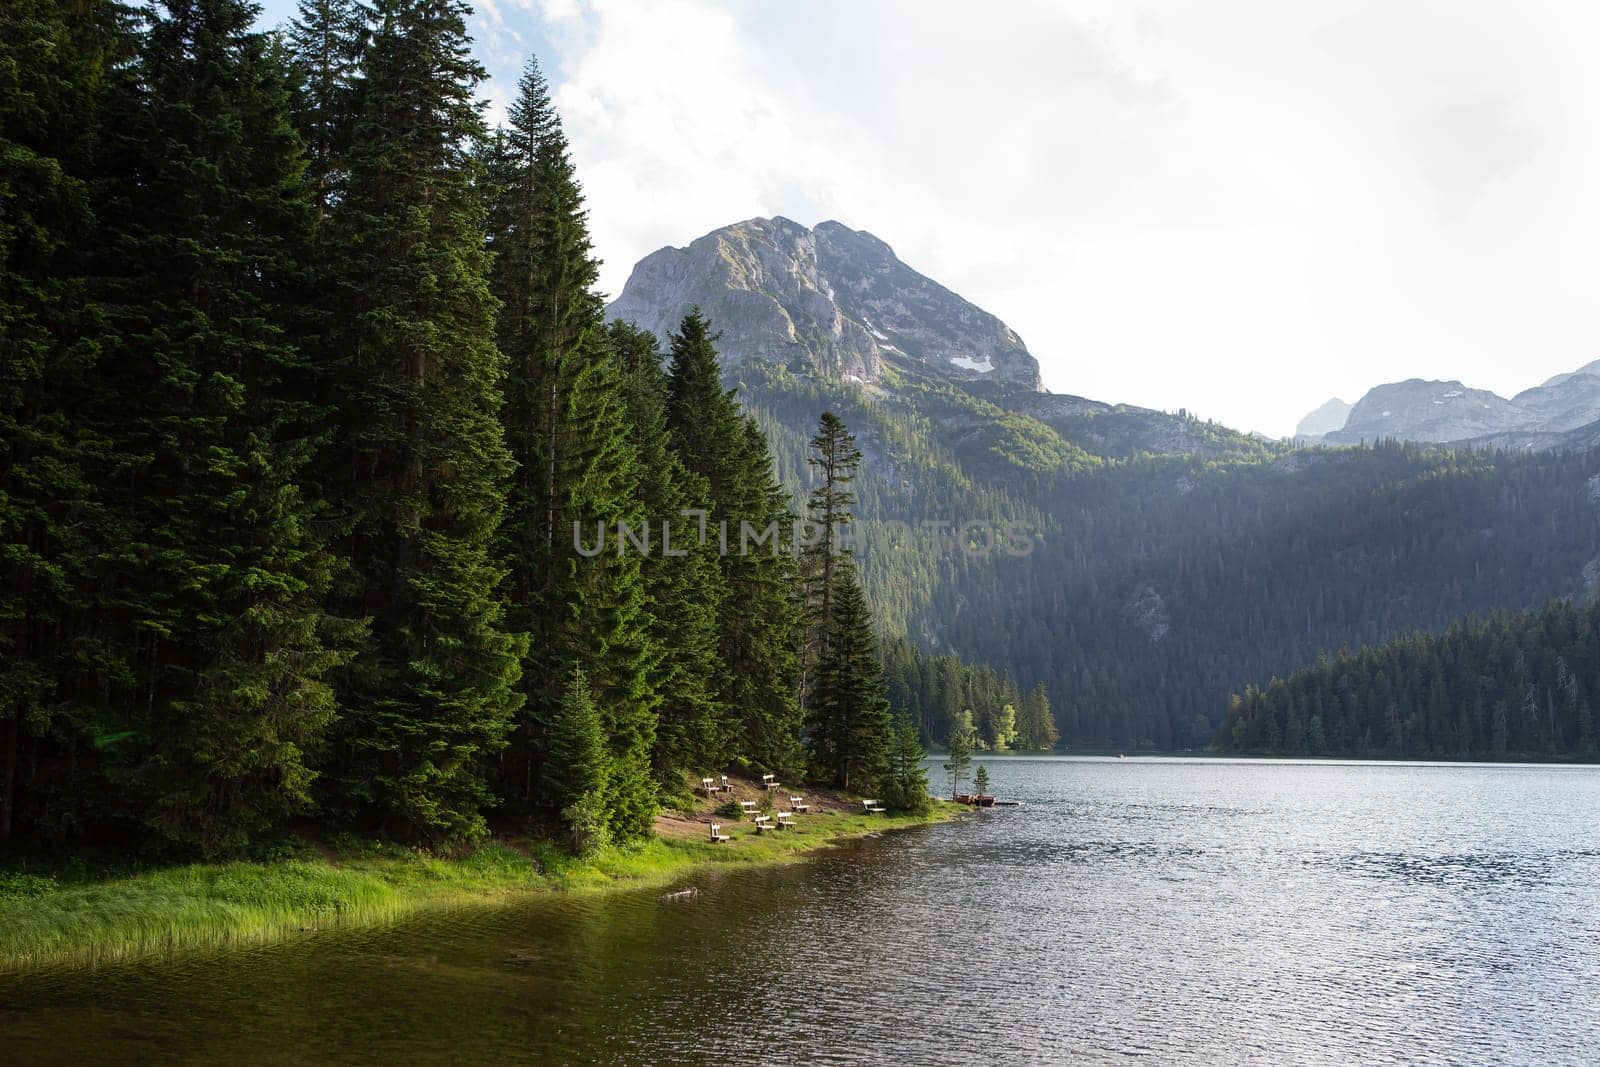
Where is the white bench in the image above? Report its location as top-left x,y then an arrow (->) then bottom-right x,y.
739,800 -> 758,815
752,814 -> 773,833
719,774 -> 731,792
761,773 -> 780,790
862,799 -> 887,814
788,795 -> 809,813
700,777 -> 716,795
709,822 -> 733,843
775,811 -> 794,829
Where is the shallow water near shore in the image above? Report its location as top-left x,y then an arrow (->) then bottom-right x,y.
5,757 -> 1600,1064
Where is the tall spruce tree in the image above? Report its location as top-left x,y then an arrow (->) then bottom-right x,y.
611,320 -> 729,783
801,411 -> 892,787
324,0 -> 523,843
944,723 -> 973,800
83,0 -> 359,853
800,411 -> 863,704
664,311 -> 804,774
0,0 -> 130,841
283,0 -> 368,516
284,0 -> 367,218
484,59 -> 657,841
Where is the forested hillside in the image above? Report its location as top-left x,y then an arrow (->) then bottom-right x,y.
1218,599 -> 1600,759
0,0 -> 922,856
734,357 -> 1600,753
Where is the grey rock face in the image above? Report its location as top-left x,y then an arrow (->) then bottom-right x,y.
605,217 -> 879,381
1294,397 -> 1351,439
606,217 -> 1042,389
1322,363 -> 1600,448
1327,380 -> 1524,444
811,221 -> 1040,387
1510,372 -> 1600,432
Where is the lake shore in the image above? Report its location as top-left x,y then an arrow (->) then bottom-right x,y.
0,786 -> 955,975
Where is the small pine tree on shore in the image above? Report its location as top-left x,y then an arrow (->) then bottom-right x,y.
544,670 -> 610,855
945,724 -> 973,799
882,717 -> 931,814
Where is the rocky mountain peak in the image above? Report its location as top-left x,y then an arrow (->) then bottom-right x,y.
1331,379 -> 1523,443
606,217 -> 1043,390
1294,397 -> 1351,439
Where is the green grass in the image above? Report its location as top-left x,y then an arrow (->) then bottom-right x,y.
0,806 -> 953,974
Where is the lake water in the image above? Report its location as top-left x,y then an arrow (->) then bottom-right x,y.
4,758 -> 1600,1064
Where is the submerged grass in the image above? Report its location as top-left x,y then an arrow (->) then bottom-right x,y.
0,805 -> 952,974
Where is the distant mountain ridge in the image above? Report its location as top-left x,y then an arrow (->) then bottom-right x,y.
1302,359 -> 1600,448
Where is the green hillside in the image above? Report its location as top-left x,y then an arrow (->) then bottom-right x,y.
733,356 -> 1600,752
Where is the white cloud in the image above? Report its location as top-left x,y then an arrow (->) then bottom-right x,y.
254,0 -> 1600,436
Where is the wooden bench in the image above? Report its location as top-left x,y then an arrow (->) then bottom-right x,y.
788,795 -> 809,813
739,800 -> 758,815
700,777 -> 716,795
709,822 -> 733,843
761,773 -> 780,790
775,811 -> 794,829
752,814 -> 773,833
862,799 -> 887,814
719,774 -> 731,792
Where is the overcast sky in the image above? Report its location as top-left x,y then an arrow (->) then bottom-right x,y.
261,0 -> 1600,436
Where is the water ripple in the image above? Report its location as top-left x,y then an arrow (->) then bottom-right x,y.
5,758 -> 1600,1064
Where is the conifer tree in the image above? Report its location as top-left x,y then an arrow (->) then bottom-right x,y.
84,0 -> 359,853
1017,682 -> 1059,750
799,411 -> 894,788
808,562 -> 892,791
0,0 -> 129,840
882,716 -> 931,814
729,417 -> 808,771
665,312 -> 804,773
283,0 -> 368,505
800,411 -> 863,700
285,0 -> 368,218
323,0 -> 523,842
611,320 -> 729,781
665,311 -> 749,501
543,668 -> 610,854
944,723 -> 973,800
484,59 -> 656,840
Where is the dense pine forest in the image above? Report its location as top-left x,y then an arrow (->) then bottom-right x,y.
0,0 -> 929,857
1217,599 -> 1600,759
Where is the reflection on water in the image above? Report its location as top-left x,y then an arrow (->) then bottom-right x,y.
5,758 -> 1600,1064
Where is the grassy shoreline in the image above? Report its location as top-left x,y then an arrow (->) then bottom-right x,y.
0,803 -> 954,975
